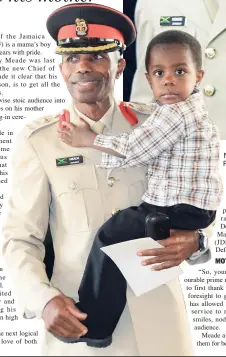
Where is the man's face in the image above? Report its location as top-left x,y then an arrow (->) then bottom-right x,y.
60,52 -> 124,104
146,44 -> 204,105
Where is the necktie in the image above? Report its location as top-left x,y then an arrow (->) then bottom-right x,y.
92,121 -> 106,134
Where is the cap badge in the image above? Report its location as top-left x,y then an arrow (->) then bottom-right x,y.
75,18 -> 88,37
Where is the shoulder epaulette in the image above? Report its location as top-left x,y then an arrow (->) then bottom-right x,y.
123,101 -> 154,114
26,113 -> 59,137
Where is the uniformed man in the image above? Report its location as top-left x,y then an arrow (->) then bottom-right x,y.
2,3 -> 211,356
130,0 -> 226,139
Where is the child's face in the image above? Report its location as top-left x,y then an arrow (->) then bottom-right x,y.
146,44 -> 204,105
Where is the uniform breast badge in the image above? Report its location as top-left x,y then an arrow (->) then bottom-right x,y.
56,155 -> 83,167
160,16 -> 187,27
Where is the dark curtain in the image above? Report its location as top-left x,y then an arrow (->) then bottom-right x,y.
123,0 -> 137,101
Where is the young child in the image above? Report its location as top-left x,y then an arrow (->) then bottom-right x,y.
58,30 -> 223,347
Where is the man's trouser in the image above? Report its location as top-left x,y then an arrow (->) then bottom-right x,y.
77,202 -> 215,339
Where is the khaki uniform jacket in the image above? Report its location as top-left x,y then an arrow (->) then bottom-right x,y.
2,100 -> 209,356
130,0 -> 226,139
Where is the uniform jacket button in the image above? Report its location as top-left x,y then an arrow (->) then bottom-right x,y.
111,208 -> 120,216
108,177 -> 115,187
69,181 -> 77,190
205,47 -> 216,59
203,84 -> 216,97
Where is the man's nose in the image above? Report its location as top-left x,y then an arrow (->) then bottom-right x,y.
164,74 -> 175,86
76,59 -> 92,74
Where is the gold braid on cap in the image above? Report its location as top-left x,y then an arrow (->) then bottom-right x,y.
56,42 -> 121,53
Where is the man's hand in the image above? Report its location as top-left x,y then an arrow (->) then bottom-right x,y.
137,230 -> 199,271
57,117 -> 97,147
42,295 -> 88,339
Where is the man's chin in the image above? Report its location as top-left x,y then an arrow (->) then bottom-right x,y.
75,98 -> 100,104
72,94 -> 101,104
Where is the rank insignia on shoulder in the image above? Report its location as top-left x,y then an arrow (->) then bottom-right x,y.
56,155 -> 83,167
123,101 -> 154,114
160,16 -> 186,27
125,101 -> 153,111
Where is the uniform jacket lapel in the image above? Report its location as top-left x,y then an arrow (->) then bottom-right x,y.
205,0 -> 226,46
111,101 -> 135,135
105,100 -> 136,178
60,103 -> 102,163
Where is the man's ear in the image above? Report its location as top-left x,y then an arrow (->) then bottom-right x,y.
116,58 -> 126,78
59,63 -> 66,82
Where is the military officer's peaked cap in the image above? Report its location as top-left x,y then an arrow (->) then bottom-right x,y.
46,3 -> 136,55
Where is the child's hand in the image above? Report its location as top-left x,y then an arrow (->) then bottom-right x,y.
57,117 -> 97,147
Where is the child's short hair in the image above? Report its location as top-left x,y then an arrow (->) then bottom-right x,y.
145,30 -> 202,72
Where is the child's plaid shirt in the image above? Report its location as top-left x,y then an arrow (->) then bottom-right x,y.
94,92 -> 223,210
